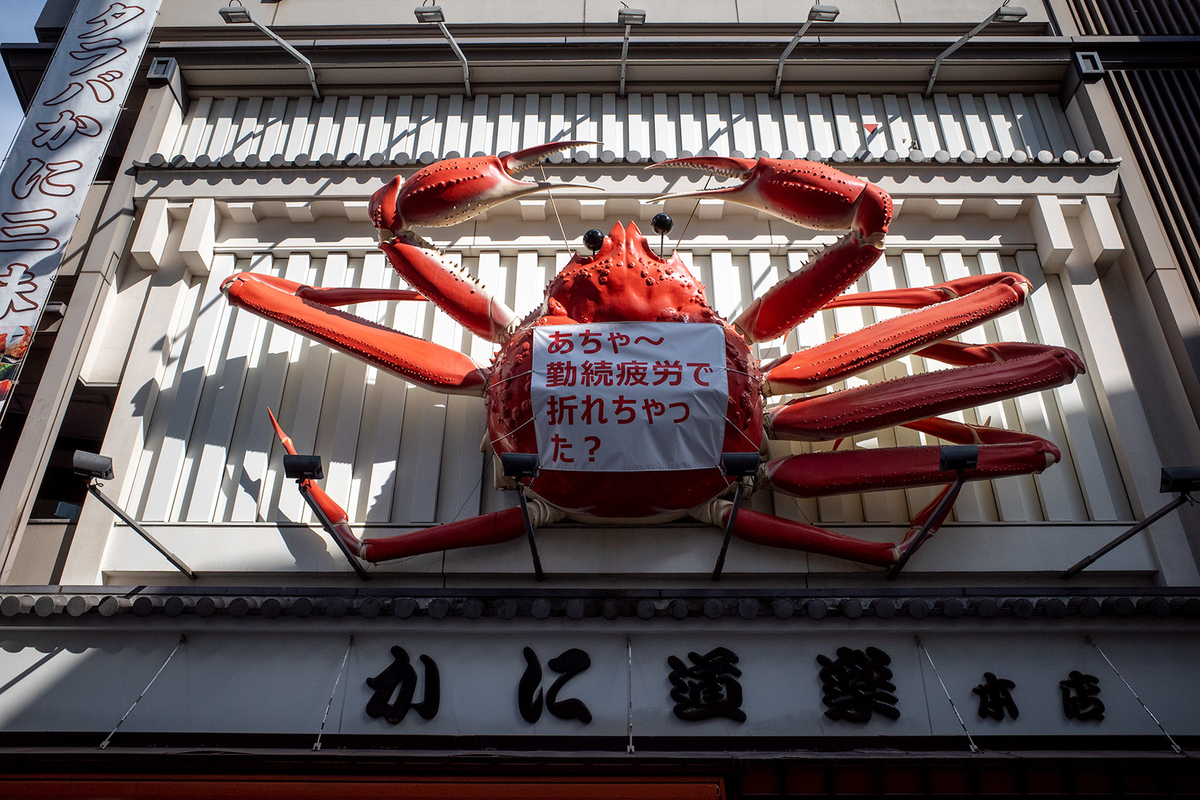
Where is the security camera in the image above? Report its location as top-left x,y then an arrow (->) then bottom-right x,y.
72,451 -> 114,481
1161,466 -> 1200,494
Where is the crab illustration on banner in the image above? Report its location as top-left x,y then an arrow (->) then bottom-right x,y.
223,141 -> 1084,573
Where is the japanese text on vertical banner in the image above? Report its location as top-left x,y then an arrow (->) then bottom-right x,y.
531,322 -> 728,472
0,1 -> 161,418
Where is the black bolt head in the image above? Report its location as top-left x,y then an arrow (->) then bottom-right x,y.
583,229 -> 605,252
651,213 -> 674,235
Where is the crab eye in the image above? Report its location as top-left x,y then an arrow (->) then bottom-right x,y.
652,213 -> 674,235
582,229 -> 605,252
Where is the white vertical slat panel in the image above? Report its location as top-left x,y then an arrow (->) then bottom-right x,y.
975,250 -> 1044,522
882,94 -> 913,153
310,95 -> 339,158
521,93 -> 540,151
653,93 -> 672,157
511,249 -> 544,321
444,94 -> 464,156
958,93 -> 994,154
310,255 -> 371,522
415,94 -> 441,160
360,265 -> 414,522
857,94 -> 888,158
906,93 -> 941,154
936,251 -> 999,522
933,93 -> 967,154
364,95 -> 389,157
389,303 -> 447,525
598,93 -> 618,158
779,93 -> 809,156
283,96 -> 314,160
983,93 -> 1018,156
575,94 -> 597,157
1009,94 -> 1044,155
894,251 -> 944,516
1034,93 -> 1071,153
992,252 -> 1087,521
336,95 -> 364,159
627,93 -> 649,159
702,93 -> 727,156
729,93 -> 755,156
496,93 -> 516,154
708,250 -> 742,320
388,96 -> 414,161
231,96 -> 263,160
678,93 -> 700,156
272,255 -> 341,522
139,255 -> 237,521
229,253 -> 312,522
1018,251 -> 1126,520
468,94 -> 491,155
257,97 -> 288,159
550,93 -> 567,141
831,94 -> 861,157
806,93 -> 835,156
206,96 -> 240,158
411,286 -> 464,524
755,93 -> 781,156
183,261 -> 264,522
177,96 -> 213,159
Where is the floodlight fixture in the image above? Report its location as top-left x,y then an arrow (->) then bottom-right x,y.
618,6 -> 646,97
1064,465 -> 1199,579
712,452 -> 761,581
939,444 -> 979,473
774,4 -> 840,97
499,452 -> 545,580
73,450 -> 197,579
219,1 -> 321,99
888,444 -> 981,579
415,2 -> 472,98
283,454 -> 324,481
924,3 -> 1027,97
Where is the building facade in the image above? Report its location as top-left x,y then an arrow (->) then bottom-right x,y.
1,0 -> 1198,795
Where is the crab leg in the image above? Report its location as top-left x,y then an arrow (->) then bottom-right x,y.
763,275 -> 1031,394
370,141 -> 600,342
769,345 -> 1085,441
822,272 -> 1028,310
267,409 -> 531,563
222,272 -> 488,396
650,156 -> 892,343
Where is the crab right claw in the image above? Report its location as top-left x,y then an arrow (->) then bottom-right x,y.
649,156 -> 892,343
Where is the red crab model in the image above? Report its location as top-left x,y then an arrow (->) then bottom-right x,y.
221,141 -> 1084,574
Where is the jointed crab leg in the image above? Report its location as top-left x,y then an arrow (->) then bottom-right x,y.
650,156 -> 892,343
267,409 -> 545,564
370,141 -> 600,342
222,272 -> 488,396
822,272 -> 1029,310
763,276 -> 1031,394
770,345 -> 1085,441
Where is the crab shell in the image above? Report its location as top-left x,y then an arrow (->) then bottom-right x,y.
486,221 -> 764,523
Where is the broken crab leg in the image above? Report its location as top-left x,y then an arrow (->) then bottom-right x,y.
379,238 -> 517,342
222,272 -> 488,396
763,276 -> 1031,394
762,438 -> 1059,497
650,157 -> 892,343
266,408 -> 536,563
694,499 -> 896,567
769,345 -> 1085,441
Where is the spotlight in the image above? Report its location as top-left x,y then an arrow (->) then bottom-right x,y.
617,7 -> 646,25
1161,466 -> 1200,494
283,454 -> 324,481
721,452 -> 760,479
500,452 -> 540,480
73,450 -> 114,481
939,445 -> 979,473
413,3 -> 446,23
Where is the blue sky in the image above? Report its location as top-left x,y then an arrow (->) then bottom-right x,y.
0,0 -> 48,168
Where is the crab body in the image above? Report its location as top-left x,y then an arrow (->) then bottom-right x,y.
223,142 -> 1085,574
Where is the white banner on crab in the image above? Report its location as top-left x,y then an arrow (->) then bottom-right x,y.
531,322 -> 728,472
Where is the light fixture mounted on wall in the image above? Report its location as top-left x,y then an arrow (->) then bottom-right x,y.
618,4 -> 646,98
924,2 -> 1027,97
218,1 -> 321,99
773,4 -> 840,97
415,2 -> 473,98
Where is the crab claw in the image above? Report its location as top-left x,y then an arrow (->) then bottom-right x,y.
370,140 -> 602,235
648,156 -> 890,244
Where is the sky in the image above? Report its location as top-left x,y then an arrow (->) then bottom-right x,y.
0,0 -> 48,167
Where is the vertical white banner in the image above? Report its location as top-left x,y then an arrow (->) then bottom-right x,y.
531,322 -> 728,472
0,1 -> 161,419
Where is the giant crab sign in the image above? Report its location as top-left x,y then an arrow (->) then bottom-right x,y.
221,141 -> 1084,576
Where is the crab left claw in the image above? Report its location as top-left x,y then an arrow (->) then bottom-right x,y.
648,156 -> 892,343
370,140 -> 602,234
